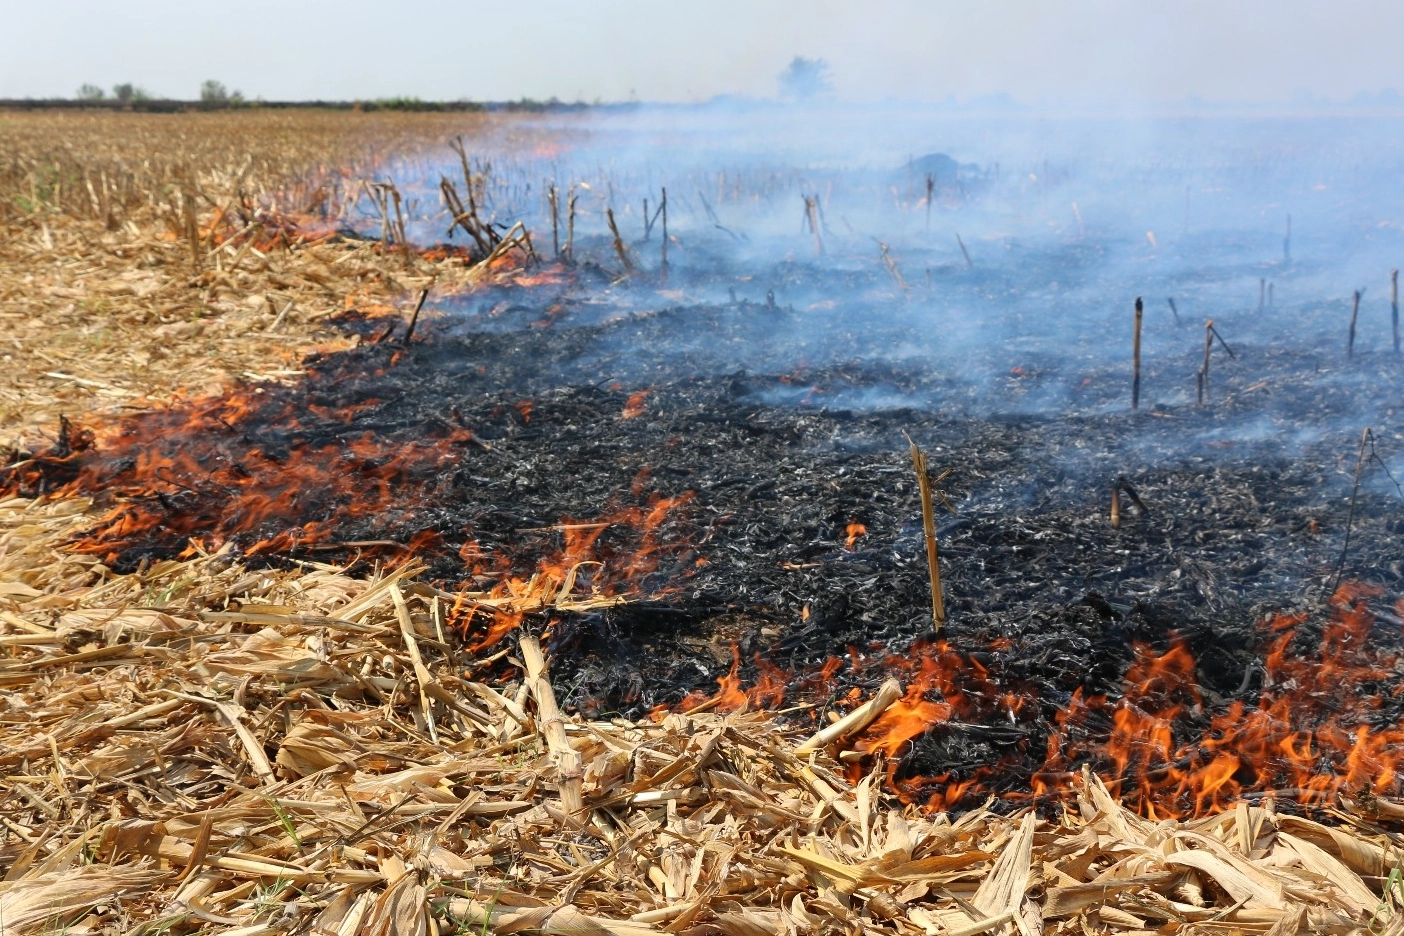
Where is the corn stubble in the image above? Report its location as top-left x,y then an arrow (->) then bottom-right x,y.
0,109 -> 1398,935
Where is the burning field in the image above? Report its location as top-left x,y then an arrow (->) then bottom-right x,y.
2,106 -> 1404,934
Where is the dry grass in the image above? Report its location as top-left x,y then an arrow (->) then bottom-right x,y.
0,109 -> 1401,936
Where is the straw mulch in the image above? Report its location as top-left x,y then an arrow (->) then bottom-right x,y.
0,501 -> 1399,936
1,110 -> 1402,935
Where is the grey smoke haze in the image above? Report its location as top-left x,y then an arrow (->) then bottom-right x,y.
359,103 -> 1404,453
3,0 -> 1404,106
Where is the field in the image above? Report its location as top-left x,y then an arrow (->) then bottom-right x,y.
0,108 -> 1399,935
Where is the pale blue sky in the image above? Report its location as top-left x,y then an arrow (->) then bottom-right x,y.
3,0 -> 1401,105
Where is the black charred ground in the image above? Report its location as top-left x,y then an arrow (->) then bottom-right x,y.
7,262 -> 1404,808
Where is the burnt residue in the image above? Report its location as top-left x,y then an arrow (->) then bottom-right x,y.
6,265 -> 1404,813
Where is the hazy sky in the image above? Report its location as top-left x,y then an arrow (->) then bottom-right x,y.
3,0 -> 1402,106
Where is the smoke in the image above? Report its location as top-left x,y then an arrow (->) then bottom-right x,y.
343,101 -> 1404,485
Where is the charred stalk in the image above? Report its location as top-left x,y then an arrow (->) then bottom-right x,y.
1117,476 -> 1150,514
565,187 -> 577,264
925,173 -> 934,231
1132,297 -> 1143,411
1200,318 -> 1213,404
402,289 -> 428,346
1393,269 -> 1400,354
1349,289 -> 1361,359
1210,322 -> 1236,359
659,187 -> 668,286
548,185 -> 560,259
803,195 -> 823,257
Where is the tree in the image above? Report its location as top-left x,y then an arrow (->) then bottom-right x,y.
112,83 -> 151,103
76,84 -> 106,101
778,56 -> 833,101
200,80 -> 244,106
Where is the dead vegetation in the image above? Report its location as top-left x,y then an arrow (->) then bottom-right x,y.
0,499 -> 1401,936
0,109 -> 544,445
1,109 -> 1403,936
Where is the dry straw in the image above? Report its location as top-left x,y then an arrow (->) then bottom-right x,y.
0,498 -> 1396,934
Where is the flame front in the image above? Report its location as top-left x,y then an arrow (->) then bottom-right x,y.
678,583 -> 1404,818
3,378 -> 698,653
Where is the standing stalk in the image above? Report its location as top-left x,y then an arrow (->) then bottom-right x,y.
1132,297 -> 1144,411
1348,289 -> 1361,359
1393,269 -> 1400,354
659,187 -> 668,286
803,196 -> 824,257
908,439 -> 946,634
547,185 -> 560,259
565,188 -> 577,265
1200,318 -> 1213,404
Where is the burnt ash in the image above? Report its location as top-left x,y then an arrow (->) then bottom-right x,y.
8,263 -> 1404,809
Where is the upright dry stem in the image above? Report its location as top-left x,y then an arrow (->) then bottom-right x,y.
1392,269 -> 1399,354
908,438 -> 946,634
1200,318 -> 1213,405
1132,297 -> 1143,411
1349,289 -> 1361,359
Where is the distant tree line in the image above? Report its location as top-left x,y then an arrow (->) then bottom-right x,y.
40,57 -> 837,111
76,82 -> 153,103
0,84 -> 600,113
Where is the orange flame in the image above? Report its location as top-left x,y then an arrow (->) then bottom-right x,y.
659,584 -> 1404,818
679,645 -> 793,714
447,492 -> 697,654
844,522 -> 867,549
1034,583 -> 1404,817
